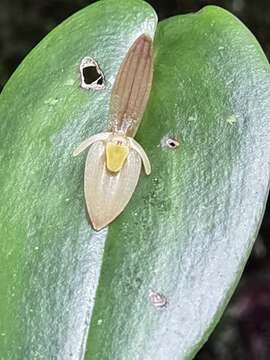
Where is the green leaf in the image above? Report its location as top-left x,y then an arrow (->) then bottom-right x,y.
84,7 -> 270,358
0,0 -> 157,358
1,2 -> 270,360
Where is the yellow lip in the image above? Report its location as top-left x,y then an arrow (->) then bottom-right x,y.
105,142 -> 129,173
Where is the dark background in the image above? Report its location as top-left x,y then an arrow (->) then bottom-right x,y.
1,1 -> 269,359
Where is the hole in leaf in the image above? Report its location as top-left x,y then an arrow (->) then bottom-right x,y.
97,77 -> 103,85
80,57 -> 105,90
82,66 -> 101,84
166,138 -> 180,149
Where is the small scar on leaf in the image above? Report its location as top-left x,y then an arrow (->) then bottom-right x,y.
160,135 -> 180,150
226,115 -> 237,125
149,290 -> 168,309
80,57 -> 105,90
166,138 -> 180,149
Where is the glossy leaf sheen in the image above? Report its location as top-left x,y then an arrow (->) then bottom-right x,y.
0,0 -> 156,359
0,2 -> 270,360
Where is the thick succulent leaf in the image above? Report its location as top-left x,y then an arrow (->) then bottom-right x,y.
0,0 -> 157,359
84,6 -> 270,360
1,1 -> 270,360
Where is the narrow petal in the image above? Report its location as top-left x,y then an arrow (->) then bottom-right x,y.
84,142 -> 141,230
129,138 -> 151,175
73,132 -> 111,156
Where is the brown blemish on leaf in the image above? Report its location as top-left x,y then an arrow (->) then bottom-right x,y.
149,290 -> 168,308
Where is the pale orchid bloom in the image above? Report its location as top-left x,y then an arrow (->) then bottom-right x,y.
74,34 -> 153,230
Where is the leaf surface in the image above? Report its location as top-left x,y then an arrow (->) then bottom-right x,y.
0,2 -> 270,360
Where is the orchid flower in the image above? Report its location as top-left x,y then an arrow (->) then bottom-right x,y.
74,34 -> 153,230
